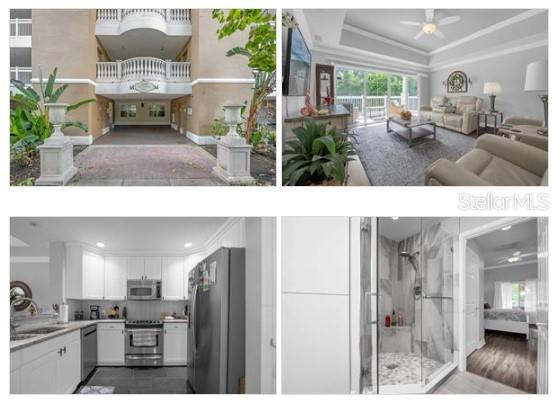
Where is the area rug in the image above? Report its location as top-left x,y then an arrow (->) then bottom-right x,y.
78,386 -> 115,394
352,123 -> 475,186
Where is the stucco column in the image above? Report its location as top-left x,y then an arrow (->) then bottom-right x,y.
35,103 -> 78,186
213,105 -> 255,185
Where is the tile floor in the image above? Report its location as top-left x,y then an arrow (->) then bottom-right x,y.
378,352 -> 442,385
77,366 -> 189,394
434,370 -> 526,394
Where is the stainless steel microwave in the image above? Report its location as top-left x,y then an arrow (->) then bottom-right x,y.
127,279 -> 162,300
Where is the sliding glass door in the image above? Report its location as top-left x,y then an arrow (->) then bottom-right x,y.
336,68 -> 419,128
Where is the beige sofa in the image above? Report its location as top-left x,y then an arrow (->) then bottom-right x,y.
420,95 -> 483,134
500,116 -> 548,151
425,134 -> 548,186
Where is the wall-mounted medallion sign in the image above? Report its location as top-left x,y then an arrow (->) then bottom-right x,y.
131,80 -> 159,93
446,71 -> 468,93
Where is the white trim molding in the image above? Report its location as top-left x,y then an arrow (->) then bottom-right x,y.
343,23 -> 428,56
11,256 -> 50,264
429,39 -> 548,71
186,130 -> 216,145
190,78 -> 255,87
68,135 -> 93,146
101,126 -> 110,135
429,9 -> 547,55
31,78 -> 96,86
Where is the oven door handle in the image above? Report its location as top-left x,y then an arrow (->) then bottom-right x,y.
126,355 -> 163,360
125,329 -> 162,333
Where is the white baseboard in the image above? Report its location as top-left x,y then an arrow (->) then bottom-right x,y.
68,135 -> 93,145
102,126 -> 110,135
186,131 -> 216,145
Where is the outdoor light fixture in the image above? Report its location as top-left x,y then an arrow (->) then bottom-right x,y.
422,22 -> 437,34
96,242 -> 105,248
184,242 -> 193,248
501,225 -> 512,231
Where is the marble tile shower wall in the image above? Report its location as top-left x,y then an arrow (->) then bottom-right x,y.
378,222 -> 454,365
68,299 -> 186,321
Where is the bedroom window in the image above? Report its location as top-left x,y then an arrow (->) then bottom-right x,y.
495,280 -> 537,311
511,282 -> 526,309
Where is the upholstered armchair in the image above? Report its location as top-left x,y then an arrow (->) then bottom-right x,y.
425,134 -> 548,186
501,116 -> 547,151
388,101 -> 406,118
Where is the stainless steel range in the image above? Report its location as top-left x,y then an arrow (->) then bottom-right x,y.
125,320 -> 163,366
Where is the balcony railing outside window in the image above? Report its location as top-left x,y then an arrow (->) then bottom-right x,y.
97,58 -> 191,81
97,9 -> 191,22
335,95 -> 419,122
10,67 -> 32,84
10,19 -> 32,36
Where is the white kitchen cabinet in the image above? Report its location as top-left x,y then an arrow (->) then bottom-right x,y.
16,330 -> 81,394
97,322 -> 125,365
162,257 -> 185,300
66,244 -> 105,300
127,256 -> 145,279
104,256 -> 128,300
163,322 -> 188,365
145,256 -> 162,279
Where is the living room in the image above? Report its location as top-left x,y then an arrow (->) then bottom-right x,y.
282,9 -> 548,186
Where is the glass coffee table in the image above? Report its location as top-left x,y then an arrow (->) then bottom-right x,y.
386,116 -> 437,147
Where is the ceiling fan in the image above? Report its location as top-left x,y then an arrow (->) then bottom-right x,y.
400,9 -> 461,40
497,250 -> 536,264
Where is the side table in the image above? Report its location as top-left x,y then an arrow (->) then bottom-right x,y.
476,111 -> 503,136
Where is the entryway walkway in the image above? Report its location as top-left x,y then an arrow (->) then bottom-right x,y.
69,126 -> 224,186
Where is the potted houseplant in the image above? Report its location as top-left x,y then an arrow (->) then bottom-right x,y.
283,118 -> 357,186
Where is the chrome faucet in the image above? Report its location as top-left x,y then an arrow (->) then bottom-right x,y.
10,297 -> 39,340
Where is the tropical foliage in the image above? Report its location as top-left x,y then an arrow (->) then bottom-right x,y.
212,9 -> 276,143
283,119 -> 357,186
10,67 -> 95,152
336,69 -> 418,97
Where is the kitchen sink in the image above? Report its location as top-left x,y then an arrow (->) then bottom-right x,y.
22,326 -> 67,334
10,334 -> 38,341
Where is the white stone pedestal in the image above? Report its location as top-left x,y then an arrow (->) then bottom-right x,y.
212,135 -> 255,185
35,136 -> 77,186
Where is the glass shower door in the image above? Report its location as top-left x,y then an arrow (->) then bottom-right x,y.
420,218 -> 457,384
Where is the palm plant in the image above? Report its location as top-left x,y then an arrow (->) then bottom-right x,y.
10,67 -> 95,150
283,118 -> 357,186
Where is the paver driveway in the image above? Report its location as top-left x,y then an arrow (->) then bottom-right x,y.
69,126 -> 224,186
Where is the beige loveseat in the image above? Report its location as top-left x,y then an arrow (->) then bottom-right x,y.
425,134 -> 548,186
420,95 -> 483,134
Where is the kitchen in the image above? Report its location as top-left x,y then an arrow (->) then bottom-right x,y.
10,217 -> 276,394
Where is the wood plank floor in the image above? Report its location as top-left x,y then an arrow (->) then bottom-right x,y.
466,330 -> 536,393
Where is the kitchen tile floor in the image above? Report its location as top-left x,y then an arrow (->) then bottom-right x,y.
77,367 -> 189,394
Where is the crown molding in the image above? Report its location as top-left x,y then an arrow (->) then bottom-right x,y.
429,9 -> 547,56
11,256 -> 50,263
429,39 -> 547,71
484,259 -> 538,271
343,23 -> 429,56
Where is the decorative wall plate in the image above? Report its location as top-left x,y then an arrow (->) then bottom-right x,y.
131,79 -> 159,93
447,71 -> 468,93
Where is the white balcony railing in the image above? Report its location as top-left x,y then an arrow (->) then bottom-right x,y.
97,58 -> 191,81
97,9 -> 190,22
10,67 -> 32,84
336,95 -> 419,119
10,19 -> 32,37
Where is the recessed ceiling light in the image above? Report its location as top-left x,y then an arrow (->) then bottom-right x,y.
96,242 -> 105,248
391,217 -> 399,221
184,242 -> 193,248
501,225 -> 512,231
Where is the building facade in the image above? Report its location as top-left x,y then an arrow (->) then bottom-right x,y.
10,9 -> 254,144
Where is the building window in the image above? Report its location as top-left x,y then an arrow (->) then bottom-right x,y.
149,104 -> 166,118
120,104 -> 137,118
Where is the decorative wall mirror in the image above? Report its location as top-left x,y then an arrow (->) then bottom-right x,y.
446,70 -> 468,93
315,64 -> 335,106
10,281 -> 33,311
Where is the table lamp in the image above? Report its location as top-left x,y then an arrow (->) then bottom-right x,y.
483,81 -> 501,113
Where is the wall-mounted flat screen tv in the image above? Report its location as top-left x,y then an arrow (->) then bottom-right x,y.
283,27 -> 311,96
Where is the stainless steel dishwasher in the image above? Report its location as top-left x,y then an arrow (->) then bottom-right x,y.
81,324 -> 97,381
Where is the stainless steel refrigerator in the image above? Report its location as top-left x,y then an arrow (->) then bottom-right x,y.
187,247 -> 245,394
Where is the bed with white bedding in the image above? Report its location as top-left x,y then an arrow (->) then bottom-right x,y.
484,308 -> 529,338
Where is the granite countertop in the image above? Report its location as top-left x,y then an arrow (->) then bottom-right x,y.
284,104 -> 351,123
163,319 -> 188,323
10,319 -> 124,353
